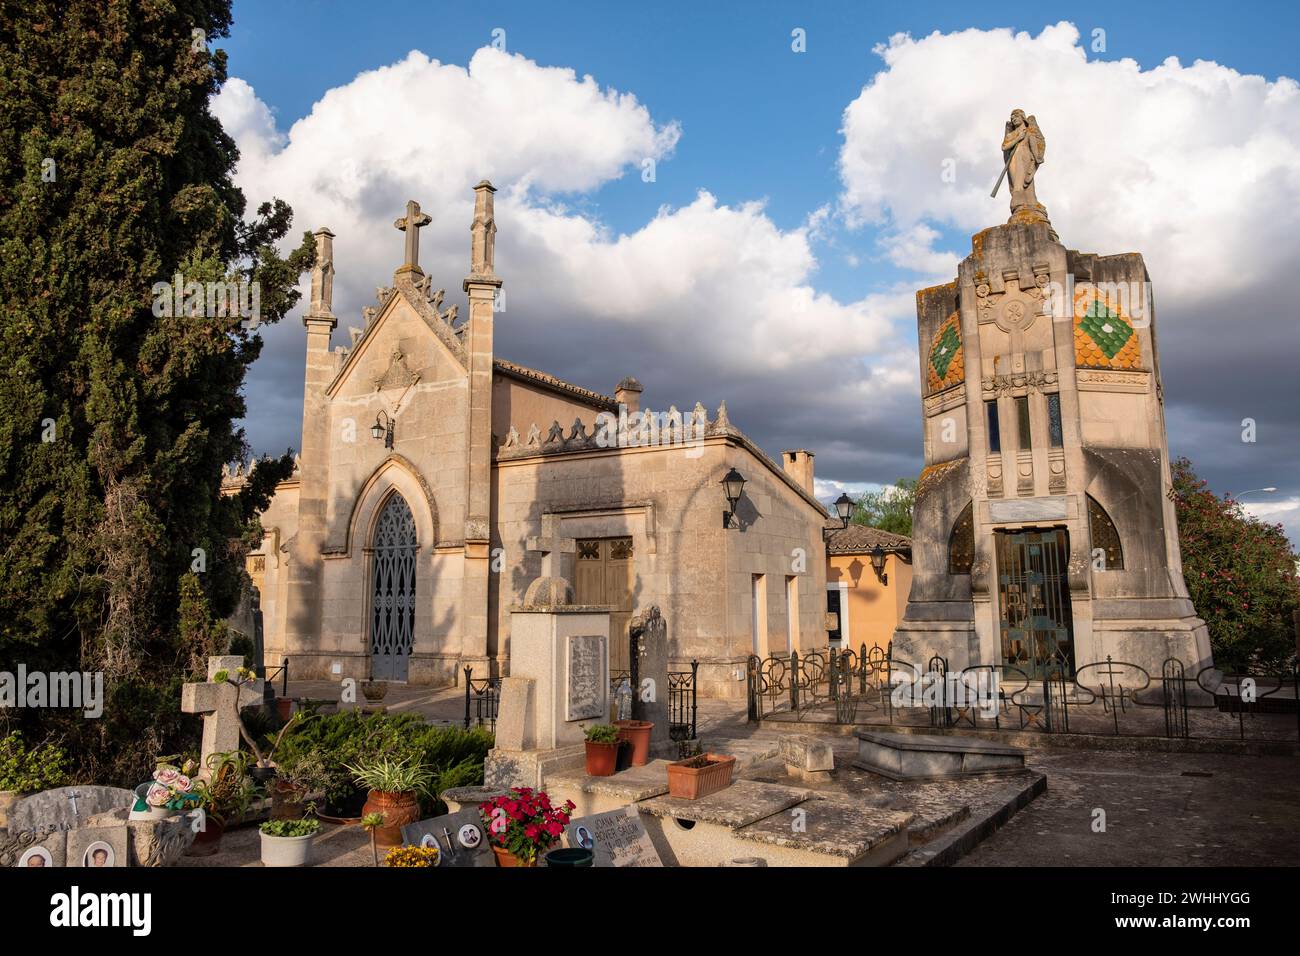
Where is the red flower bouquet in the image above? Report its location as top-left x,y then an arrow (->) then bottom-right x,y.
478,787 -> 576,865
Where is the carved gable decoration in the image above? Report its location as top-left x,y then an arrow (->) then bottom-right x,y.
374,347 -> 420,392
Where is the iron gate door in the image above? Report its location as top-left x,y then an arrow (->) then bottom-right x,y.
996,529 -> 1074,678
370,493 -> 417,681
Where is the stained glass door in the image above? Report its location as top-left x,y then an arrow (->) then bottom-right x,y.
996,529 -> 1074,678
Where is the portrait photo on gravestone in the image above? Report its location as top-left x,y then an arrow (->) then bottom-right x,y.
0,0 -> 1296,935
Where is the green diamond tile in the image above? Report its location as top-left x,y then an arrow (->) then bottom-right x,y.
929,323 -> 961,380
1079,301 -> 1133,359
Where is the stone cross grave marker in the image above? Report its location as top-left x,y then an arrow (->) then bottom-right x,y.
181,655 -> 264,777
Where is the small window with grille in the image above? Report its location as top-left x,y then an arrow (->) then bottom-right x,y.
1087,496 -> 1124,570
948,501 -> 975,574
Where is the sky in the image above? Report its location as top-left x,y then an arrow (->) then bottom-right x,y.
218,0 -> 1300,544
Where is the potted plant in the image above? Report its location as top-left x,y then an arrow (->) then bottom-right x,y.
0,733 -> 71,827
130,758 -> 202,821
360,657 -> 388,703
583,724 -> 619,777
615,719 -> 653,767
259,817 -> 320,867
666,751 -> 736,800
345,756 -> 433,848
189,750 -> 259,857
478,787 -> 575,867
361,812 -> 386,867
211,667 -> 303,783
269,747 -> 330,821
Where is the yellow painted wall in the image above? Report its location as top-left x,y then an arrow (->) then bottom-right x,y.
826,552 -> 912,653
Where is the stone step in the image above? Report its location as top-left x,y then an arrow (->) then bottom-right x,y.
734,795 -> 914,867
854,731 -> 1026,780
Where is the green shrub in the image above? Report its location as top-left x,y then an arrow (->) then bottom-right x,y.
271,713 -> 493,815
0,733 -> 71,792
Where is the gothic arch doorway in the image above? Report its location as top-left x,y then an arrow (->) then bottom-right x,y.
370,492 -> 417,681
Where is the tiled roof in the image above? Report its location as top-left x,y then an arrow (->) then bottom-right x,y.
825,523 -> 913,555
493,358 -> 619,410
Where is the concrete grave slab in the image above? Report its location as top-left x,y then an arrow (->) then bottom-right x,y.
546,759 -> 672,815
637,779 -> 812,830
736,796 -> 914,866
854,731 -> 1025,780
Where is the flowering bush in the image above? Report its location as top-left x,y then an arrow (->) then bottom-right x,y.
1171,458 -> 1300,670
385,845 -> 440,867
141,759 -> 201,811
478,787 -> 575,864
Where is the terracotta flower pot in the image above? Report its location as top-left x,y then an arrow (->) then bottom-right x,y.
615,720 -> 654,766
666,753 -> 736,800
492,844 -> 537,867
584,740 -> 618,777
186,818 -> 226,857
275,698 -> 295,721
362,789 -> 421,847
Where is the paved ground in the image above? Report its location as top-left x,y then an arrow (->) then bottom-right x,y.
957,748 -> 1300,866
241,684 -> 1299,867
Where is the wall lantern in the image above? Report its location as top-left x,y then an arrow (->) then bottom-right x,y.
721,467 -> 746,528
870,544 -> 888,584
822,493 -> 855,541
371,410 -> 394,449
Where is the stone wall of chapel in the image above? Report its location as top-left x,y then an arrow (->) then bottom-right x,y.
491,438 -> 827,699
491,375 -> 610,443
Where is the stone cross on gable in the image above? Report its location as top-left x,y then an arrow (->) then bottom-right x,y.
394,199 -> 432,273
181,655 -> 264,779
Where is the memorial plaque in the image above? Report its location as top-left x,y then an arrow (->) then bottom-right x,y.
565,634 -> 607,721
563,806 -> 662,867
68,825 -> 129,868
988,496 -> 1068,523
401,808 -> 495,867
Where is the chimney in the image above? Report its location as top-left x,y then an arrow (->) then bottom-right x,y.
782,449 -> 815,495
615,376 -> 643,415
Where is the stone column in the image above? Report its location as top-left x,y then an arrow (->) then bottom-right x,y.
461,181 -> 501,674
283,228 -> 337,662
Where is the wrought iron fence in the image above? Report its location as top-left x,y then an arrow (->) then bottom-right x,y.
747,643 -> 1300,744
462,666 -> 500,732
668,660 -> 699,741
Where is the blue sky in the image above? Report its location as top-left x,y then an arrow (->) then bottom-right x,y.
220,1 -> 1300,542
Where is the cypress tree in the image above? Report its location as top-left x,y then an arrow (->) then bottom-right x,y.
0,1 -> 312,779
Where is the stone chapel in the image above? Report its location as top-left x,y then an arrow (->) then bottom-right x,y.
230,182 -> 828,699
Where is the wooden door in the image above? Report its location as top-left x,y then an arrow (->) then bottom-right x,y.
575,537 -> 635,671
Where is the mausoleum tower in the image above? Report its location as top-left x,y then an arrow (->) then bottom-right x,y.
893,109 -> 1212,680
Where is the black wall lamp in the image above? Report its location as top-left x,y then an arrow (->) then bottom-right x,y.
822,493 -> 854,540
870,544 -> 888,584
371,410 -> 395,448
721,467 -> 746,528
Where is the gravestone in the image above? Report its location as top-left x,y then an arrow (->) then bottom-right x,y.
181,654 -> 264,777
401,808 -> 494,867
8,786 -> 134,833
630,606 -> 670,747
2,828 -> 67,867
68,825 -> 129,868
566,634 -> 607,720
563,805 -> 663,867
